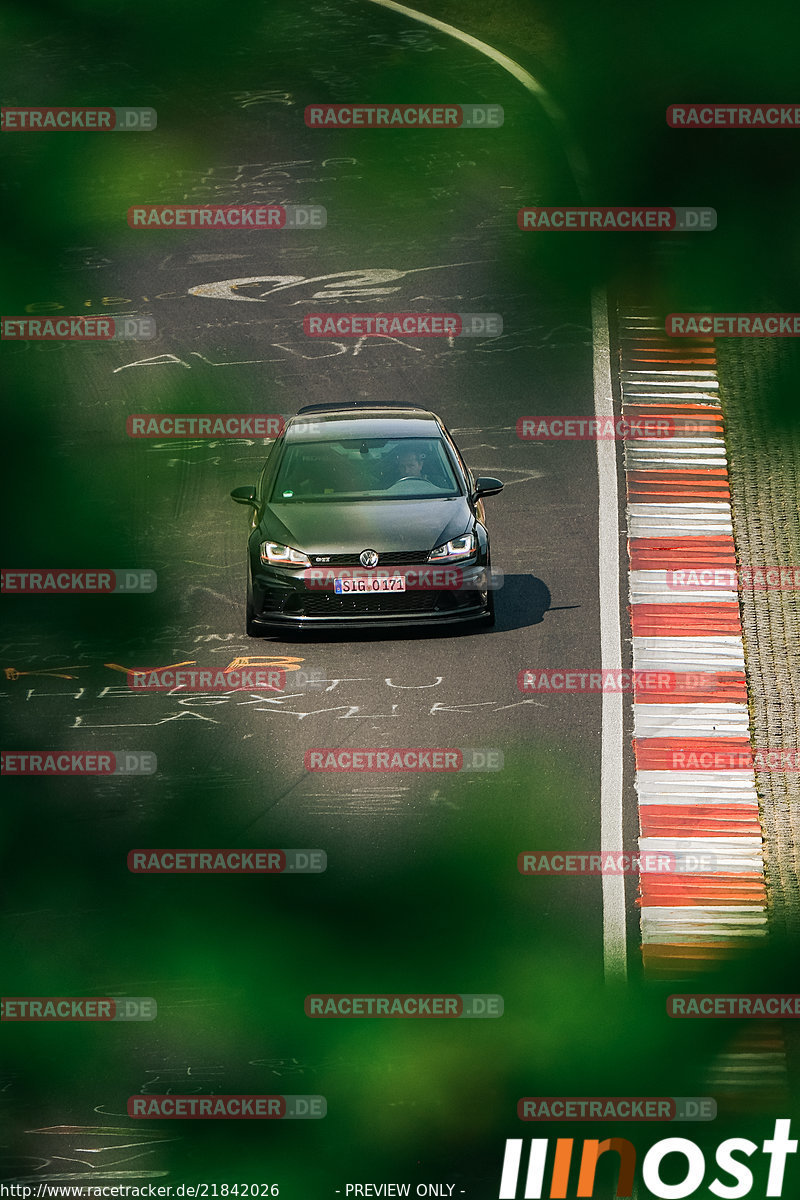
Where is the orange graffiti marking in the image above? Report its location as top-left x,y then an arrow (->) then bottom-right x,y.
4,665 -> 86,681
224,656 -> 305,672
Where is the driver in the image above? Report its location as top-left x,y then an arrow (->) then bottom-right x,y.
393,447 -> 427,481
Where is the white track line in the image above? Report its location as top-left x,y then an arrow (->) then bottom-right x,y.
593,287 -> 627,982
363,0 -> 590,197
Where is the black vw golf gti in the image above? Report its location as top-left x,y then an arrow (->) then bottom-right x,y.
230,403 -> 503,636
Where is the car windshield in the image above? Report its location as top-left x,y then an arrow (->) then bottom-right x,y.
270,436 -> 462,502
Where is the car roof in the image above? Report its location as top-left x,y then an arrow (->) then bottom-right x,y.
285,406 -> 443,442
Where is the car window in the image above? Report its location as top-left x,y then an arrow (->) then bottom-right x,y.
269,437 -> 462,501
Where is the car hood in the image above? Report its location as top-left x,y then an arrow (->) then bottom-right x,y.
262,497 -> 472,555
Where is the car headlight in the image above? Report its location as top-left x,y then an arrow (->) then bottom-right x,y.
260,541 -> 311,567
428,532 -> 476,562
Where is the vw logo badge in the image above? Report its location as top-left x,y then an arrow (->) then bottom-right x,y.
360,549 -> 379,568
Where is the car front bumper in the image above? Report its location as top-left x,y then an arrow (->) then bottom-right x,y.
248,560 -> 492,630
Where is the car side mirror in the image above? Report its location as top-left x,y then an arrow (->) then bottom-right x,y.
472,476 -> 504,501
230,486 -> 257,507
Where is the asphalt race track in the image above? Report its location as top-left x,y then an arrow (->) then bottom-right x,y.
1,1 -> 659,1191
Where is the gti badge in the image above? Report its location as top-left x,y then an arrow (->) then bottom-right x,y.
359,549 -> 379,568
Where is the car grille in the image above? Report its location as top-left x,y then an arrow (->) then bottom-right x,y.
285,590 -> 442,617
309,551 -> 430,566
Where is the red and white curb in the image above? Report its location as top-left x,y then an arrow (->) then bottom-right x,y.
618,308 -> 785,1106
618,312 -> 768,974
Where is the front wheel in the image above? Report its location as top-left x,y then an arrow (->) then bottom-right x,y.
246,597 -> 262,638
245,569 -> 261,638
477,577 -> 495,628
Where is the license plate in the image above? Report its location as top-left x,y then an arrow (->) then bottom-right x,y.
334,575 -> 406,593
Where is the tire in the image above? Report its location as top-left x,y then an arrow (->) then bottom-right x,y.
246,598 -> 261,638
245,568 -> 261,637
478,555 -> 496,628
480,587 -> 496,628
